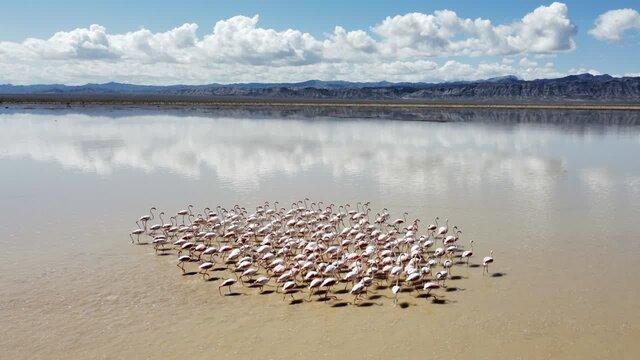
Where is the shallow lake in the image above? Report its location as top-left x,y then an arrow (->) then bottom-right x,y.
1,107 -> 639,359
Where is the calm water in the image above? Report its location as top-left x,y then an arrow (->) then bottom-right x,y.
1,107 -> 639,359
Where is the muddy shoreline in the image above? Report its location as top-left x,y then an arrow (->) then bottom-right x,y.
2,93 -> 640,111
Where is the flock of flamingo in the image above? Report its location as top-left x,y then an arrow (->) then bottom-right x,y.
130,200 -> 495,306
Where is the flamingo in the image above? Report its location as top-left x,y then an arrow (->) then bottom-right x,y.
253,276 -> 270,293
130,222 -> 145,244
139,207 -> 156,223
461,241 -> 474,266
320,278 -> 337,299
177,205 -> 194,225
389,265 -> 402,284
219,278 -> 237,295
177,255 -> 191,274
342,269 -> 359,290
391,282 -> 401,306
423,282 -> 440,297
282,281 -> 297,301
406,272 -> 421,286
152,237 -> 167,254
202,246 -> 217,261
149,212 -> 164,233
308,278 -> 323,300
436,219 -> 449,238
198,262 -> 214,279
241,268 -> 258,283
427,217 -> 438,232
444,229 -> 457,245
443,259 -> 453,274
350,281 -> 367,305
391,212 -> 408,230
483,250 -> 494,275
436,270 -> 448,287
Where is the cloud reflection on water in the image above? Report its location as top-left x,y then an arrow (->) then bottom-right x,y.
0,110 -> 638,198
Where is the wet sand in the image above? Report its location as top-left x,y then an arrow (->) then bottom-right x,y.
1,108 -> 639,359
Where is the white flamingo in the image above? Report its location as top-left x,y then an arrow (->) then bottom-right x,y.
350,281 -> 367,304
423,282 -> 440,297
177,255 -> 191,274
437,218 -> 449,238
253,276 -> 270,293
198,262 -> 214,279
219,278 -> 237,295
483,250 -> 494,275
130,222 -> 145,244
391,282 -> 401,306
282,281 -> 297,301
461,240 -> 474,266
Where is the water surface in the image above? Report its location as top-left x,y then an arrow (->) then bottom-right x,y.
1,108 -> 639,359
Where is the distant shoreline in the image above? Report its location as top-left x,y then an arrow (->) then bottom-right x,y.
2,94 -> 640,111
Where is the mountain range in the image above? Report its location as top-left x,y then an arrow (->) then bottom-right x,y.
1,74 -> 639,101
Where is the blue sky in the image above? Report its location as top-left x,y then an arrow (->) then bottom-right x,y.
0,1 -> 638,84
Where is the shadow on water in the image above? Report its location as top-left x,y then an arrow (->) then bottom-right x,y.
259,290 -> 274,295
288,299 -> 304,305
399,302 -> 410,309
491,272 -> 506,278
331,302 -> 349,308
450,275 -> 464,280
446,287 -> 464,292
206,277 -> 221,282
431,298 -> 448,305
224,292 -> 242,297
358,301 -> 380,307
182,271 -> 197,276
315,294 -> 339,302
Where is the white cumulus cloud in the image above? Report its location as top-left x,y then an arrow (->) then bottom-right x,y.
589,8 -> 640,41
372,2 -> 576,57
0,3 -> 582,84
